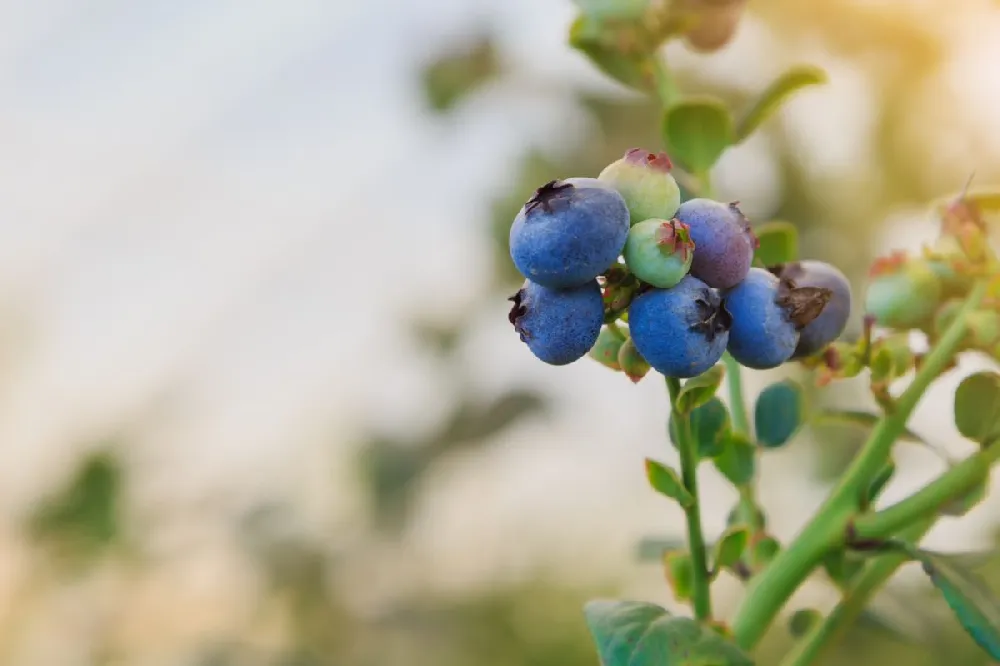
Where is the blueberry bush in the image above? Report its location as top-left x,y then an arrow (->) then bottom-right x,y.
506,2 -> 1000,664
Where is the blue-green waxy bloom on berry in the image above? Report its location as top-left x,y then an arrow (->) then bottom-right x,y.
509,279 -> 603,365
509,178 -> 629,289
724,268 -> 832,369
674,198 -> 758,289
622,218 -> 695,288
598,148 -> 682,224
628,276 -> 732,378
769,260 -> 852,358
864,252 -> 942,329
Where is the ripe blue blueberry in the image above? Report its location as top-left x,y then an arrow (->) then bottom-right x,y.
509,279 -> 604,365
509,179 -> 630,289
628,276 -> 732,378
770,261 -> 853,358
724,268 -> 832,369
674,198 -> 758,289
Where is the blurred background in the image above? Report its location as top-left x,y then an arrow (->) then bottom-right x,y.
1,0 -> 1000,664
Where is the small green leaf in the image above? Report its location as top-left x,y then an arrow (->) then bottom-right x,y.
822,549 -> 865,591
664,550 -> 694,602
788,609 -> 821,638
421,36 -> 501,113
954,372 -> 1000,445
915,550 -> 1000,660
662,97 -> 734,174
645,459 -> 695,508
713,432 -> 756,486
749,535 -> 781,572
676,364 -> 726,413
754,380 -> 805,448
735,65 -> 827,142
569,16 -> 652,91
583,599 -> 754,666
752,221 -> 798,267
670,396 -> 731,458
712,527 -> 749,577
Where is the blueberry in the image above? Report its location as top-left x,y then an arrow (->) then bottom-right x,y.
628,276 -> 732,378
509,179 -> 629,289
622,218 -> 695,289
598,149 -> 681,224
864,252 -> 942,329
674,199 -> 758,289
509,279 -> 604,365
724,268 -> 832,369
769,260 -> 852,359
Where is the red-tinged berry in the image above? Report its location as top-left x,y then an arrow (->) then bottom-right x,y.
599,148 -> 681,225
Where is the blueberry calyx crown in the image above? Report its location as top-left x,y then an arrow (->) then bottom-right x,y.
775,276 -> 833,330
690,295 -> 733,342
867,251 -> 908,277
524,180 -> 574,216
508,289 -> 530,341
623,148 -> 673,172
728,202 -> 760,250
656,220 -> 695,261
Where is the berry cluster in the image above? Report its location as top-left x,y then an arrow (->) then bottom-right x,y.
507,149 -> 852,379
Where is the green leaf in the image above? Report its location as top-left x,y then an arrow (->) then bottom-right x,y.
712,527 -> 749,577
676,364 -> 726,413
664,550 -> 694,602
752,221 -> 798,267
754,380 -> 805,448
788,609 -> 821,638
954,372 -> 1000,445
822,549 -> 865,591
569,16 -> 652,91
735,65 -> 827,142
915,550 -> 1000,660
583,599 -> 754,666
713,432 -> 756,486
749,535 -> 781,571
662,97 -> 734,174
645,459 -> 694,508
670,397 -> 731,458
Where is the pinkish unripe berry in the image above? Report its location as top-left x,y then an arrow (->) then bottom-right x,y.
598,149 -> 682,225
679,0 -> 748,53
623,218 -> 695,288
617,336 -> 651,383
864,252 -> 942,329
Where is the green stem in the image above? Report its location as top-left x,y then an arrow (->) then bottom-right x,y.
852,443 -> 1000,541
779,519 -> 934,666
651,57 -> 678,108
666,376 -> 713,621
731,279 -> 990,650
723,352 -> 751,435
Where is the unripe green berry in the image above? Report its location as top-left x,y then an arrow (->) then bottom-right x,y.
864,253 -> 942,329
622,219 -> 695,288
598,149 -> 681,225
589,326 -> 626,371
618,336 -> 651,383
935,299 -> 1000,349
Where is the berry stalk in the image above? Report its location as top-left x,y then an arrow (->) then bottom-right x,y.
779,519 -> 934,666
731,278 -> 991,650
666,376 -> 713,621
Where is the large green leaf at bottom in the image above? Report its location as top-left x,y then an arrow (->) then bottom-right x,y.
583,599 -> 754,665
